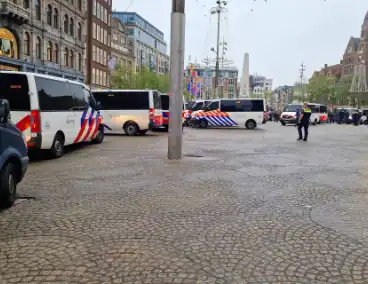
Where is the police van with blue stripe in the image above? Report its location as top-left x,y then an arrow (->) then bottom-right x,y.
191,98 -> 266,129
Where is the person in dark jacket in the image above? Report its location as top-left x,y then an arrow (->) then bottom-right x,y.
297,103 -> 312,141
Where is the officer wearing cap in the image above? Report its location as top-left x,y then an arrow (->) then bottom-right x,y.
297,103 -> 312,141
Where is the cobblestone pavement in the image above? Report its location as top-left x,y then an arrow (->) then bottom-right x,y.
1,123 -> 368,284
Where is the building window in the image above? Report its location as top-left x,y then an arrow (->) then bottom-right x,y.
92,68 -> 96,83
77,22 -> 82,40
69,18 -> 74,36
64,47 -> 68,67
78,0 -> 82,10
53,8 -> 59,28
93,0 -> 96,15
97,25 -> 100,41
23,0 -> 29,9
64,15 -> 68,34
47,41 -> 52,61
96,2 -> 100,18
104,29 -> 107,44
92,23 -> 96,38
35,0 -> 41,20
24,32 -> 30,55
54,44 -> 59,63
36,37 -> 41,58
69,50 -> 74,68
46,4 -> 52,25
92,45 -> 96,61
78,53 -> 82,70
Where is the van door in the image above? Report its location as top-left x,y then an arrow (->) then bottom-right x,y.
0,73 -> 32,145
152,91 -> 163,126
34,77 -> 75,148
70,83 -> 90,144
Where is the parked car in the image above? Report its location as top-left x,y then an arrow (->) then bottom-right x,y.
360,109 -> 368,125
0,99 -> 29,208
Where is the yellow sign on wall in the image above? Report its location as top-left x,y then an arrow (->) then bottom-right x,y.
0,64 -> 19,71
0,28 -> 18,59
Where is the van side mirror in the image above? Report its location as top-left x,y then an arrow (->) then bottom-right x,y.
0,99 -> 10,123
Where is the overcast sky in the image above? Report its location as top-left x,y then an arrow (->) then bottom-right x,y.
113,0 -> 367,87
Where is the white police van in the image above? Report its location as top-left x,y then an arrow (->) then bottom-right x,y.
192,98 -> 266,129
0,71 -> 104,158
91,89 -> 163,135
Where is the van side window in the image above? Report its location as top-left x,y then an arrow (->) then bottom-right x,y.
220,100 -> 244,112
320,105 -> 327,113
92,91 -> 149,110
69,83 -> 87,110
36,77 -> 74,111
0,73 -> 30,110
249,100 -> 265,112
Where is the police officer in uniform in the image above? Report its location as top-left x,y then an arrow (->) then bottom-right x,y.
297,103 -> 312,141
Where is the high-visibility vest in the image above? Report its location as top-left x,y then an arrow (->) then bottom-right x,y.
303,107 -> 311,113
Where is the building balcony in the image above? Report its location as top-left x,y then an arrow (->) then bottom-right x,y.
0,0 -> 30,24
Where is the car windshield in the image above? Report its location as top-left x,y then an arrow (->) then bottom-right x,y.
284,105 -> 301,112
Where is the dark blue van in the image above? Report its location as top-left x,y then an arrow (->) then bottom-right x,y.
0,99 -> 29,208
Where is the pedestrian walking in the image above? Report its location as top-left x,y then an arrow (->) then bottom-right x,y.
297,103 -> 312,142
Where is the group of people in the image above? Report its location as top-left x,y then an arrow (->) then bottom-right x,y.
267,110 -> 281,123
327,109 -> 363,125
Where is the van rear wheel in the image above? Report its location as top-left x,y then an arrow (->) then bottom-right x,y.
50,133 -> 65,158
245,120 -> 256,129
124,122 -> 139,136
0,162 -> 17,209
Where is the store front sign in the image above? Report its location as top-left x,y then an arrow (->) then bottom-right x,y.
0,63 -> 19,71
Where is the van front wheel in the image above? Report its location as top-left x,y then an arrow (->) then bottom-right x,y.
92,127 -> 104,144
50,133 -> 65,158
0,163 -> 17,209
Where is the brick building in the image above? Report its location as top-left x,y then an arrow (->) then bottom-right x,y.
86,0 -> 112,89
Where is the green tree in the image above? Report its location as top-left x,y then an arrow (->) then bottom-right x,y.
111,65 -> 170,92
263,91 -> 272,103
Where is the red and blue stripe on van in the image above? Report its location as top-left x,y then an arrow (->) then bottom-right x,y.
74,107 -> 102,143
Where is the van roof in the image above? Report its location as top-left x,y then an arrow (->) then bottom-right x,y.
0,71 -> 88,88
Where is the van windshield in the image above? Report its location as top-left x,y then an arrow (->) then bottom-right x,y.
0,73 -> 30,110
284,105 -> 301,112
191,102 -> 204,111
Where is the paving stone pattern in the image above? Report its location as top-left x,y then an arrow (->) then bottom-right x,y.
1,124 -> 368,283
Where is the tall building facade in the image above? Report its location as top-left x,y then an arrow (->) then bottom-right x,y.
0,0 -> 85,81
111,18 -> 135,72
250,75 -> 273,95
239,53 -> 250,97
112,12 -> 169,74
86,0 -> 112,89
350,11 -> 368,93
185,63 -> 238,99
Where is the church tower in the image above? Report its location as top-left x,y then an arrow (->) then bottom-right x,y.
350,11 -> 368,98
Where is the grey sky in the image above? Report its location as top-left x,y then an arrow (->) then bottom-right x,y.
113,0 -> 367,87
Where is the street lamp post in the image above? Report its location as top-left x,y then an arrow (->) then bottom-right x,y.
211,1 -> 227,99
168,0 -> 185,160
